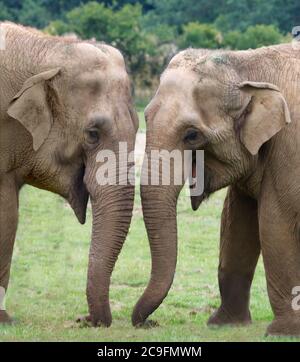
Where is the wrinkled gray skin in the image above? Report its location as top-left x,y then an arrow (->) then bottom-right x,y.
0,23 -> 138,326
134,44 -> 300,336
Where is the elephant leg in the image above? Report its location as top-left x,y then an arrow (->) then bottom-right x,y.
258,194 -> 300,336
0,174 -> 19,324
208,186 -> 260,326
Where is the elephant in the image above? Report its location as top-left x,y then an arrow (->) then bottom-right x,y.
0,22 -> 138,326
133,43 -> 300,336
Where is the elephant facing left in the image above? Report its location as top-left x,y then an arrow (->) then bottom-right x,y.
0,23 -> 138,326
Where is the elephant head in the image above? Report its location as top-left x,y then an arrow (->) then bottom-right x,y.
7,41 -> 138,326
132,49 -> 291,325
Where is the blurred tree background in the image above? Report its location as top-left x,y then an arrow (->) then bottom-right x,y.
0,0 -> 299,96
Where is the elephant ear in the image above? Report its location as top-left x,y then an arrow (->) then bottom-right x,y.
7,68 -> 61,151
238,81 -> 291,155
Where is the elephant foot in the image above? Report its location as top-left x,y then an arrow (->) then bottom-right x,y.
0,310 -> 14,325
135,319 -> 160,329
266,317 -> 300,337
76,314 -> 111,328
207,306 -> 251,326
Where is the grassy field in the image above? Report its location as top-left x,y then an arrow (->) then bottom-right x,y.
138,111 -> 146,132
1,185 -> 299,342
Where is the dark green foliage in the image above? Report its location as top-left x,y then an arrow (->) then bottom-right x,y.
0,0 -> 298,34
147,0 -> 299,34
0,0 -> 152,26
223,25 -> 285,50
46,2 -> 156,77
178,23 -> 221,49
0,2 -> 11,21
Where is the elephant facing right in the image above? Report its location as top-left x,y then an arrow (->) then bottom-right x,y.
134,43 -> 300,336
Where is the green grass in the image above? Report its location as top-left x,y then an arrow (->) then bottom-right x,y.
1,185 -> 299,342
138,111 -> 146,132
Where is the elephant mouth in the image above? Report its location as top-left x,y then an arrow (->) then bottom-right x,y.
68,165 -> 89,224
190,153 -> 212,210
189,151 -> 197,189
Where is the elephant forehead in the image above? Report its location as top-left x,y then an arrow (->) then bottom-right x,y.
159,68 -> 227,110
169,49 -> 211,69
76,42 -> 106,57
169,50 -> 237,86
65,62 -> 128,91
66,42 -> 110,69
160,68 -> 198,95
95,44 -> 126,68
74,43 -> 126,71
194,76 -> 229,99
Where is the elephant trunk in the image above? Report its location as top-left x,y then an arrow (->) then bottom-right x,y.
132,171 -> 180,325
87,184 -> 134,326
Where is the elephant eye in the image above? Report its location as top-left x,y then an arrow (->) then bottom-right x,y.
183,128 -> 207,148
84,127 -> 100,145
184,130 -> 198,142
184,129 -> 200,143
